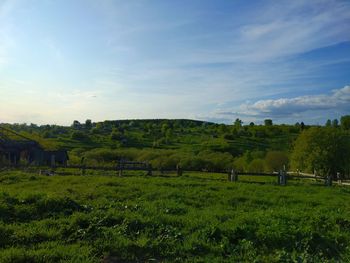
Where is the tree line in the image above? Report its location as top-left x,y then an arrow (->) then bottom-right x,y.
1,116 -> 350,178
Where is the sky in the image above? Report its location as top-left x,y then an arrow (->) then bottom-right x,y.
0,0 -> 349,125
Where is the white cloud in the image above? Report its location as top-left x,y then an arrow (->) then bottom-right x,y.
217,86 -> 350,119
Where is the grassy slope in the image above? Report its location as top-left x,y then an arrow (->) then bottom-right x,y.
1,171 -> 350,262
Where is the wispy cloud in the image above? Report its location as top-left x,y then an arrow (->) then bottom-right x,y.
184,0 -> 350,64
95,0 -> 350,106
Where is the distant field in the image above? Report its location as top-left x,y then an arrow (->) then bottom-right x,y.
1,171 -> 350,262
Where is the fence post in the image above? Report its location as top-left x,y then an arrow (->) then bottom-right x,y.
51,155 -> 55,168
147,163 -> 152,176
176,164 -> 182,176
50,154 -> 56,175
118,160 -> 125,177
80,157 -> 85,176
230,169 -> 237,182
337,172 -> 341,185
314,169 -> 318,182
325,174 -> 333,186
278,170 -> 286,185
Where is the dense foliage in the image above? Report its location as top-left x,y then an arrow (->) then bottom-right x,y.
291,127 -> 350,177
1,119 -> 300,172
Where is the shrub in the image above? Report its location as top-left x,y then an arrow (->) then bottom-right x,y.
71,131 -> 89,141
265,151 -> 289,172
248,159 -> 265,172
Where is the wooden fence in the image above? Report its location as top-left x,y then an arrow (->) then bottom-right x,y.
1,162 -> 349,187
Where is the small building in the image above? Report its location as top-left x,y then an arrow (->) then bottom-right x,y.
0,127 -> 69,166
34,150 -> 69,166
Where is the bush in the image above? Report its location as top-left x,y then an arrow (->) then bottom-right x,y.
71,131 -> 89,141
248,159 -> 265,172
264,151 -> 289,172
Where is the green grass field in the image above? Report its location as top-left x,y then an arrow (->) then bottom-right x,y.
1,170 -> 350,262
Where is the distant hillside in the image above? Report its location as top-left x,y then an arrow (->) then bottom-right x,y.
3,116 -> 350,174
1,118 -> 301,152
0,118 -> 304,171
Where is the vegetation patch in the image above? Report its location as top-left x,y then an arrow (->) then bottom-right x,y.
0,171 -> 349,262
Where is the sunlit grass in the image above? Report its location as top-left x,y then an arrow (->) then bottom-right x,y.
0,170 -> 349,262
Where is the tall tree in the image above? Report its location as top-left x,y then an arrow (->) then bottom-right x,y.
340,115 -> 350,130
291,127 -> 350,177
264,119 -> 273,126
234,118 -> 243,128
332,119 -> 339,127
85,119 -> 92,130
72,120 -> 81,129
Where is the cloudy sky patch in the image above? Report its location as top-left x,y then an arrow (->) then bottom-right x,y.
0,0 -> 349,125
214,86 -> 350,124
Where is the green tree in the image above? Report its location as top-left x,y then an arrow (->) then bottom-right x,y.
71,131 -> 88,141
161,123 -> 169,135
264,119 -> 273,126
90,127 -> 100,134
325,119 -> 332,127
85,119 -> 92,130
110,129 -> 122,141
42,131 -> 51,138
72,120 -> 81,129
165,128 -> 173,144
248,159 -> 265,172
233,156 -> 247,172
234,118 -> 243,128
291,127 -> 350,177
332,119 -> 339,127
340,115 -> 350,130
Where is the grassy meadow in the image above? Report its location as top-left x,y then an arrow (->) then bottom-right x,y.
1,170 -> 350,262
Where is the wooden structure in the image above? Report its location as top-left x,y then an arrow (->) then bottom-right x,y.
36,150 -> 69,167
0,127 -> 68,166
0,127 -> 41,165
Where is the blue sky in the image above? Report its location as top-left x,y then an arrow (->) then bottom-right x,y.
0,0 -> 349,125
